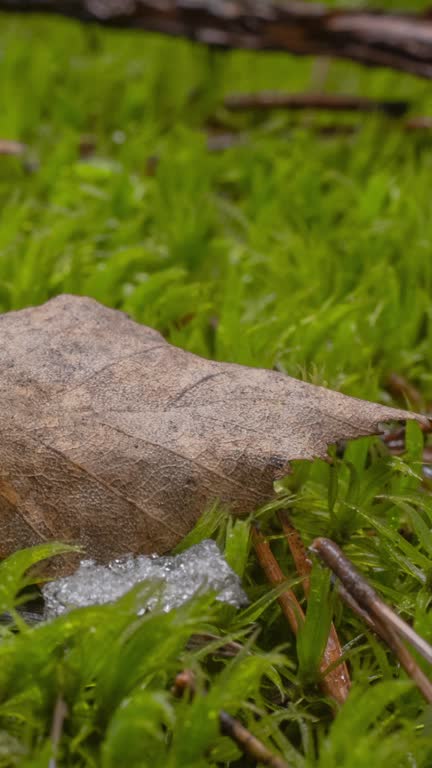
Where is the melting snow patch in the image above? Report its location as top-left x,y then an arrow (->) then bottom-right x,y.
43,539 -> 248,618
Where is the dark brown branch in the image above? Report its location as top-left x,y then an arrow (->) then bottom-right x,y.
224,92 -> 409,117
2,1 -> 432,79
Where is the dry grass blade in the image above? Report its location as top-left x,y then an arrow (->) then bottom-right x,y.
312,538 -> 432,702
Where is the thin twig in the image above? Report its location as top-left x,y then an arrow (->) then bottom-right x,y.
173,670 -> 290,768
219,710 -> 289,768
338,584 -> 432,703
278,512 -> 351,704
48,694 -> 68,768
311,537 -> 432,702
253,525 -> 349,704
2,2 -> 432,80
311,538 -> 432,665
224,92 -> 409,117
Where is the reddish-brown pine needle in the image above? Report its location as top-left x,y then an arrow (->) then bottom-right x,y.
252,525 -> 349,705
278,512 -> 351,704
252,526 -> 305,635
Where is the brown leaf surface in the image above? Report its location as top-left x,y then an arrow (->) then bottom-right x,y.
0,295 -> 426,567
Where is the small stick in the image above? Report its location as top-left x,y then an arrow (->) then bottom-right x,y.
278,512 -> 351,704
219,710 -> 289,768
338,585 -> 432,703
173,671 -> 290,768
253,525 -> 349,704
311,538 -> 432,666
224,92 -> 409,117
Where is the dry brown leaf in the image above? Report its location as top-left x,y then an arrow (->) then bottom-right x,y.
0,295 -> 426,567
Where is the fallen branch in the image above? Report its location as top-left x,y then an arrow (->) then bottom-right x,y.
2,1 -> 432,79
